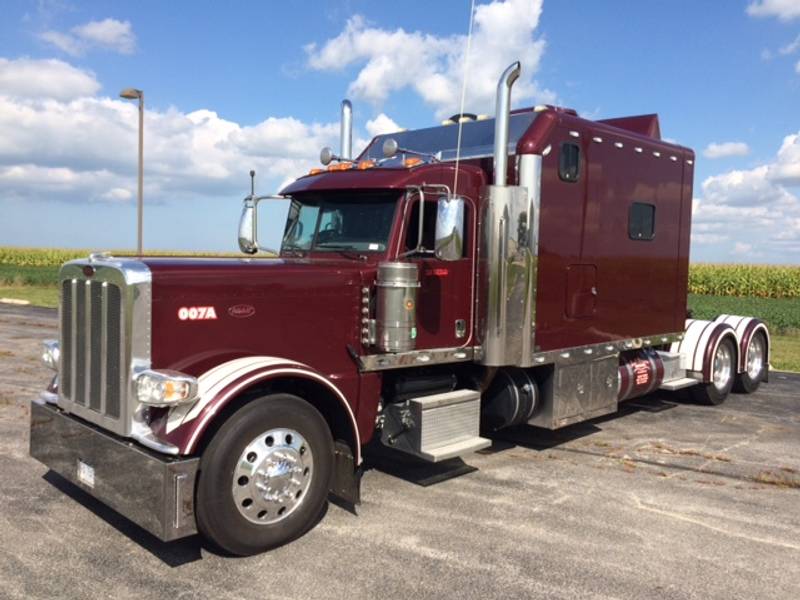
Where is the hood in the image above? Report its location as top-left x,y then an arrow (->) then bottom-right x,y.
144,257 -> 369,378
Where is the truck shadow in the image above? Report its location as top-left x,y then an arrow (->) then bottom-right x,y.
41,470 -> 328,565
490,392 -> 683,452
42,471 -> 205,566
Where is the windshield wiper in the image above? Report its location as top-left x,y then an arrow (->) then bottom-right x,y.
313,243 -> 368,260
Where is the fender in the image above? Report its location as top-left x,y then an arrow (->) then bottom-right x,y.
714,315 -> 771,375
161,356 -> 362,463
670,319 -> 737,383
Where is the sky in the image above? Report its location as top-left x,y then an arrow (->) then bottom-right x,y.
0,0 -> 799,263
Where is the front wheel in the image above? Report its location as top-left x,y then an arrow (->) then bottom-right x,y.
734,330 -> 768,394
196,393 -> 334,556
690,337 -> 737,406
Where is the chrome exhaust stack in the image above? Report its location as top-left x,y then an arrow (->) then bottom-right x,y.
340,99 -> 353,161
492,61 -> 521,186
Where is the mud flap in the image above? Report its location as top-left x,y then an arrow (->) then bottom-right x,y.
330,440 -> 361,511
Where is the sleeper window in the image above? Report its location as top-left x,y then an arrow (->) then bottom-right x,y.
559,142 -> 581,182
629,202 -> 656,240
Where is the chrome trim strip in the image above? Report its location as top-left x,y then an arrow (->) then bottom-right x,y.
84,280 -> 91,407
100,281 -> 108,414
358,332 -> 686,372
69,278 -> 77,402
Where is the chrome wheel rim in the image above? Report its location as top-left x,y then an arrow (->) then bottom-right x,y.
712,342 -> 734,392
746,335 -> 765,380
232,428 -> 313,525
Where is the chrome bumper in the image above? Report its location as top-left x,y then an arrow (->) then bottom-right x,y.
29,401 -> 199,542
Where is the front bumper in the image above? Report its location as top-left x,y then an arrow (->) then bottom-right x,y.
30,401 -> 199,542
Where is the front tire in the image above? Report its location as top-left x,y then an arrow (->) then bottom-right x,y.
196,393 -> 334,556
690,337 -> 736,406
734,330 -> 768,394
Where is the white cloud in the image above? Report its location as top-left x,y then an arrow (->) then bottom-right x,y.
40,18 -> 136,56
779,34 -> 800,55
747,0 -> 800,21
796,59 -> 800,74
0,57 -> 100,100
768,132 -> 800,185
703,141 -> 750,159
692,128 -> 800,260
306,0 -> 554,118
365,113 -> 401,137
0,57 -> 340,206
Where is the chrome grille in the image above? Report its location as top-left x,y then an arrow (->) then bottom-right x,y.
60,278 -> 125,421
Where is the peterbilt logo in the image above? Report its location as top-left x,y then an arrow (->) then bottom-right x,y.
178,306 -> 218,321
228,304 -> 256,319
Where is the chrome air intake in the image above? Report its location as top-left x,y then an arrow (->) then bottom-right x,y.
376,262 -> 420,353
57,257 -> 151,436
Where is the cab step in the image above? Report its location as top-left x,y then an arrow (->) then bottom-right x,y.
381,389 -> 491,463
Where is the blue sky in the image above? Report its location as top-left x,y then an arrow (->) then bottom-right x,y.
1,0 -> 799,263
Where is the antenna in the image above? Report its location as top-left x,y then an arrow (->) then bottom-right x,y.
249,170 -> 255,196
452,0 -> 476,197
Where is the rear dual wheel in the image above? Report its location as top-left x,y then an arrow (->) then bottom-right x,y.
690,337 -> 736,406
196,394 -> 333,556
734,330 -> 768,394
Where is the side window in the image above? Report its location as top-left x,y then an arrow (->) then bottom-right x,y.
405,200 -> 438,252
629,202 -> 656,240
559,142 -> 581,182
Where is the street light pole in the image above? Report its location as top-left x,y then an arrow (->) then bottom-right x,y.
120,88 -> 144,255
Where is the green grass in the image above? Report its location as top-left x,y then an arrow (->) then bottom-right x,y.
771,334 -> 800,373
0,264 -> 60,287
688,294 -> 800,334
0,286 -> 59,308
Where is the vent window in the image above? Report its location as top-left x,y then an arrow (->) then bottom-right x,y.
559,142 -> 581,182
629,202 -> 656,240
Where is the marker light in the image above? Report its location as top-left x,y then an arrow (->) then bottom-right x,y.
135,369 -> 198,406
41,340 -> 59,371
308,168 -> 323,175
358,160 -> 376,170
404,157 -> 423,168
327,162 -> 353,172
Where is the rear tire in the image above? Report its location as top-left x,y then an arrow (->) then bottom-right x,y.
690,337 -> 736,406
734,330 -> 768,394
196,393 -> 334,556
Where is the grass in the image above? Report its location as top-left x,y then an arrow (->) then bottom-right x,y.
688,294 -> 800,334
0,286 -> 59,308
771,334 -> 800,373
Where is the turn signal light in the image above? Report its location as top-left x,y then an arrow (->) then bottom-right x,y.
135,369 -> 198,406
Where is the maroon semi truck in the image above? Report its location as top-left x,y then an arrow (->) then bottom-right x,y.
30,62 -> 770,555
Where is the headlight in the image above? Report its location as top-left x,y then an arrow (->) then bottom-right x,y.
135,370 -> 198,406
41,340 -> 59,371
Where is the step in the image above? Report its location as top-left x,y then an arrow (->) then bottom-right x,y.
659,377 -> 699,391
415,436 -> 492,463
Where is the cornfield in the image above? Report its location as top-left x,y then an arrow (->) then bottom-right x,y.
689,263 -> 800,299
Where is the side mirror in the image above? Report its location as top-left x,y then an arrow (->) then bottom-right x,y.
435,196 -> 465,261
238,199 -> 258,254
320,147 -> 334,166
383,138 -> 399,158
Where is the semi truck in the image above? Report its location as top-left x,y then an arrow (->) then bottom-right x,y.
30,62 -> 770,556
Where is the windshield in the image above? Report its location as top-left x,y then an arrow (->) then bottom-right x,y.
281,192 -> 398,254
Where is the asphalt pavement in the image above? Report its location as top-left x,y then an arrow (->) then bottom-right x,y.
0,303 -> 798,600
